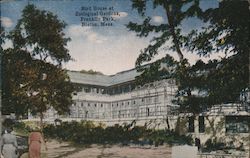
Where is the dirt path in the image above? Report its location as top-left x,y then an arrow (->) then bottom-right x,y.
21,140 -> 172,158
20,140 -> 77,158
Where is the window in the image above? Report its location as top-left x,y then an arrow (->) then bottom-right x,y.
85,111 -> 88,118
188,116 -> 195,133
226,116 -> 249,133
148,97 -> 152,104
199,116 -> 205,133
81,102 -> 84,107
84,88 -> 90,93
155,96 -> 159,103
101,104 -> 103,108
146,108 -> 150,116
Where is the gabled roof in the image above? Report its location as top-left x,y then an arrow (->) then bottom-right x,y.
67,71 -> 111,86
67,58 -> 176,87
67,68 -> 140,87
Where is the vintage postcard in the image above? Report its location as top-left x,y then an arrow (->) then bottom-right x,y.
1,0 -> 249,158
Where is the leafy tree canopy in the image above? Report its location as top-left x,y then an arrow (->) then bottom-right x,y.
128,0 -> 202,65
128,0 -> 250,114
10,4 -> 71,65
175,0 -> 249,113
2,4 -> 75,121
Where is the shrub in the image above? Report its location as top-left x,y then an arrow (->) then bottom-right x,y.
12,121 -> 31,136
43,121 -> 193,146
203,138 -> 226,152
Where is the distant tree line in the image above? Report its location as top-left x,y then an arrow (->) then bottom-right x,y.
79,69 -> 104,75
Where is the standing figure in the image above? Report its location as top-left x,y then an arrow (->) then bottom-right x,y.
0,128 -> 18,158
28,129 -> 46,158
195,138 -> 201,152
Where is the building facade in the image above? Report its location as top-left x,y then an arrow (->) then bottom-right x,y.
42,69 -> 179,127
29,68 -> 249,151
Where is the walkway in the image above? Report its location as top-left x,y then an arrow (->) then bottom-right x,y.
20,140 -> 172,158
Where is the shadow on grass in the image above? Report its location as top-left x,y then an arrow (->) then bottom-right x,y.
96,144 -> 115,158
54,143 -> 90,158
56,144 -> 115,158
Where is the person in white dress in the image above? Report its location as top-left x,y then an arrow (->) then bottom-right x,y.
0,128 -> 18,158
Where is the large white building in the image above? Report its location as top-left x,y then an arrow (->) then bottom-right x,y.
44,68 -> 178,126
30,68 -> 249,151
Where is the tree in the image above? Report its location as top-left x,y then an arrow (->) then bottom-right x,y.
127,0 -> 202,116
0,26 -> 5,51
127,0 -> 202,65
2,4 -> 75,130
2,49 -> 34,116
127,0 -> 201,131
80,69 -> 104,75
135,54 -> 177,86
174,0 -> 249,113
173,1 -> 249,150
128,0 -> 249,114
0,26 -> 5,135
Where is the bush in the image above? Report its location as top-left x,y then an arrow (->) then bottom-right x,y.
148,129 -> 193,146
12,121 -> 31,136
203,138 -> 226,152
43,121 -> 193,146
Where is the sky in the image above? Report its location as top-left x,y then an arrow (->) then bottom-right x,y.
1,0 -> 220,75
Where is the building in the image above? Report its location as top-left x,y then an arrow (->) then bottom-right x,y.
43,68 -> 179,127
29,67 -> 250,151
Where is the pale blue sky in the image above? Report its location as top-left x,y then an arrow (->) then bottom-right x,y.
1,0 -> 220,75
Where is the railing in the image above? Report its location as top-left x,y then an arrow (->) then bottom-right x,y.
197,153 -> 248,158
208,104 -> 250,115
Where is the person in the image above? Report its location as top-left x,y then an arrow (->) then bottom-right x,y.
0,127 -> 18,158
28,128 -> 47,158
195,138 -> 201,152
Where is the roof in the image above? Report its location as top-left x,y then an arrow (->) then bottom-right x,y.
67,68 -> 140,87
67,71 -> 111,86
67,60 -> 175,87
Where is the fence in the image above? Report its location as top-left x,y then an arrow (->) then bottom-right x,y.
197,153 -> 248,158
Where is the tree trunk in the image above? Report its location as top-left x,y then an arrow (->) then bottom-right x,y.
40,111 -> 44,132
164,3 -> 184,61
166,117 -> 170,130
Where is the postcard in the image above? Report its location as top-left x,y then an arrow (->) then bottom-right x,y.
1,0 -> 249,157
